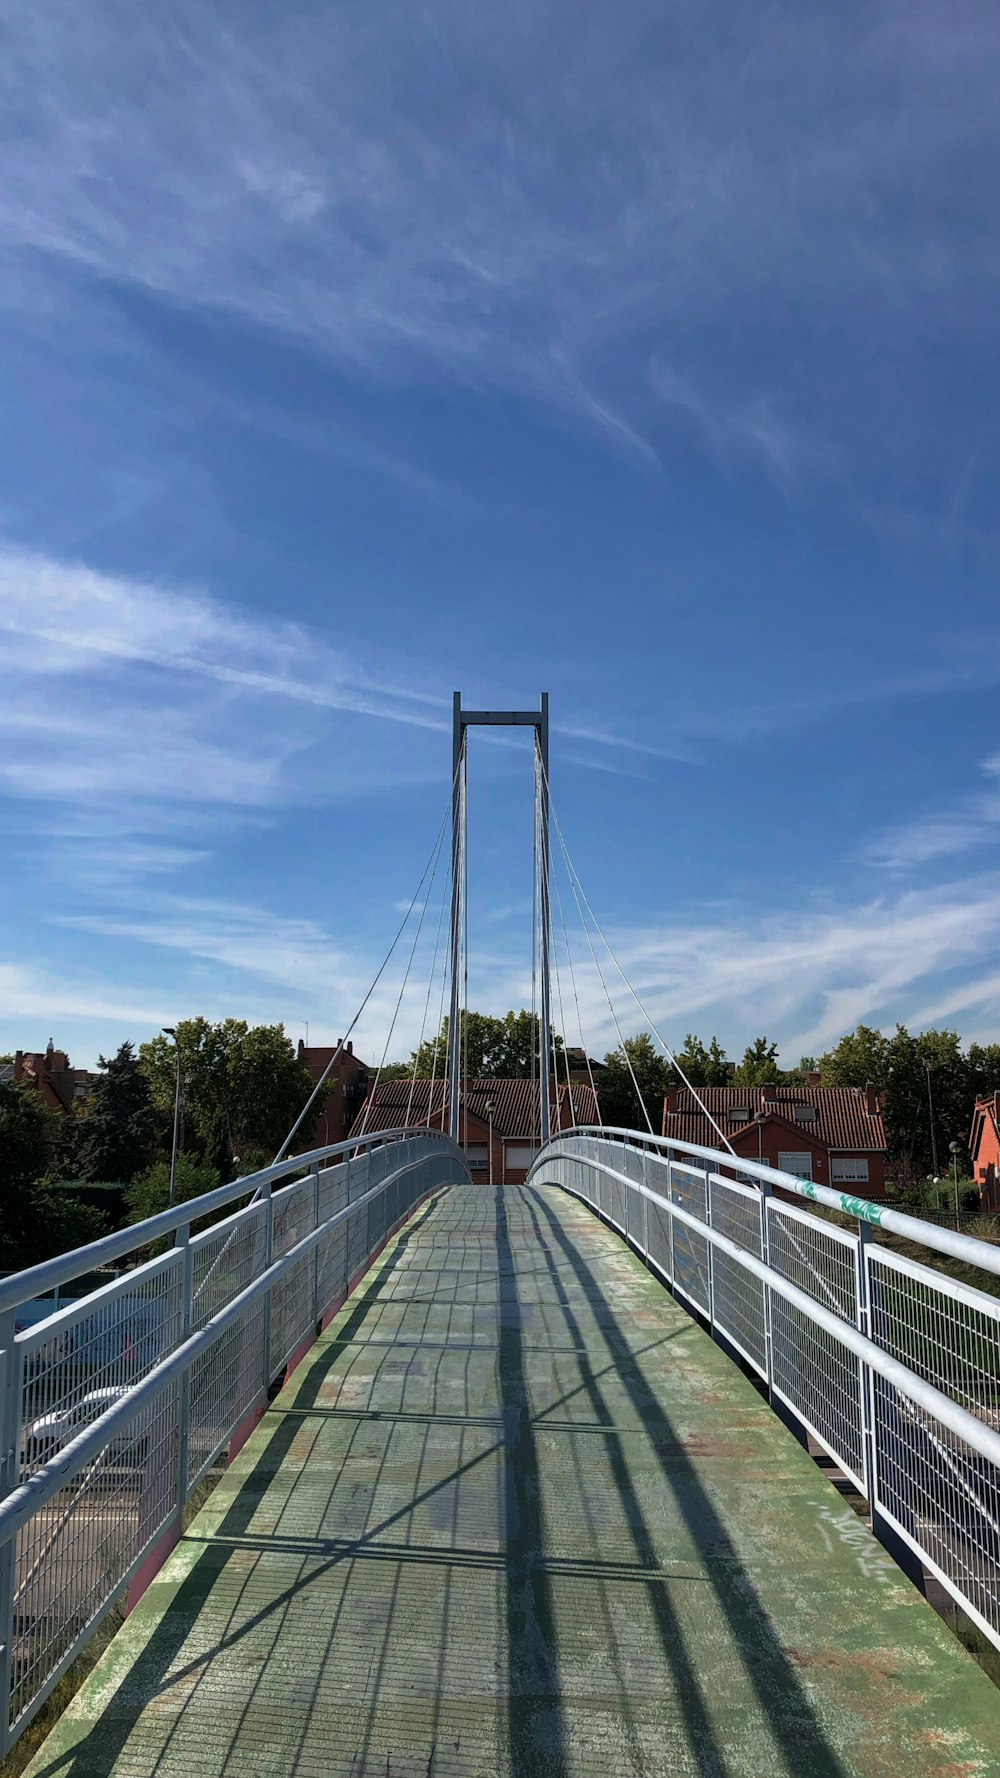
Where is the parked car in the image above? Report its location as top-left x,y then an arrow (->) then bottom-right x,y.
22,1385 -> 151,1471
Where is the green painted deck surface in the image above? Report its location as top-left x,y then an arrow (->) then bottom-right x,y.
26,1185 -> 1000,1777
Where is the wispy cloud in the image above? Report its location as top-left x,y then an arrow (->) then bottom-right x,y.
0,0 -> 997,518
540,876 -> 1000,1062
867,754 -> 1000,871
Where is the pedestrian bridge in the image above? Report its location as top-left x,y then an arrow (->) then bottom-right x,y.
5,1132 -> 1000,1778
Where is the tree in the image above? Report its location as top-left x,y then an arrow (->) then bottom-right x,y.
75,1042 -> 161,1184
600,1034 -> 672,1131
0,1078 -> 57,1191
126,1155 -> 221,1225
139,1019 -> 316,1174
0,1081 -> 110,1269
393,1011 -> 564,1081
819,1026 -> 891,1092
733,1037 -> 781,1087
671,1033 -> 729,1087
820,1022 -> 974,1179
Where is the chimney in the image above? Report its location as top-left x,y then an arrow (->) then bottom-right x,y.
14,1050 -> 24,1082
297,1039 -> 304,1059
663,1087 -> 679,1120
864,1080 -> 878,1115
762,1082 -> 778,1101
808,1070 -> 821,1088
346,1041 -> 353,1055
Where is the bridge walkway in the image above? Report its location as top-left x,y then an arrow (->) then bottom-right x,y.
25,1184 -> 1000,1778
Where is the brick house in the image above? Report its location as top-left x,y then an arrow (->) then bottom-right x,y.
969,1093 -> 1000,1210
349,1077 -> 598,1184
661,1077 -> 891,1198
295,1040 -> 370,1148
0,1041 -> 95,1113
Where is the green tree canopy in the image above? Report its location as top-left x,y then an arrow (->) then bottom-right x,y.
819,1026 -> 891,1092
671,1033 -> 730,1087
0,1081 -> 110,1269
390,1010 -> 565,1081
733,1036 -> 781,1086
820,1022 -> 981,1179
0,1078 -> 58,1193
74,1041 -> 161,1184
139,1019 -> 315,1175
600,1033 -> 672,1131
126,1155 -> 222,1227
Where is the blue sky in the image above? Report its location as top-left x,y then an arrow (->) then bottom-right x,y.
3,0 -> 1000,1071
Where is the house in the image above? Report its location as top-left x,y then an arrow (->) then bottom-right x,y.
1,1041 -> 95,1113
295,1040 -> 370,1149
969,1093 -> 1000,1210
349,1077 -> 598,1184
661,1076 -> 891,1199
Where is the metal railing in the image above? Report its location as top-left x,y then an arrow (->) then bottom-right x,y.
0,1127 -> 469,1754
529,1127 -> 1000,1655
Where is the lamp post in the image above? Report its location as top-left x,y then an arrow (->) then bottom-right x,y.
486,1099 -> 495,1188
162,1027 -> 182,1211
924,1059 -> 940,1180
949,1139 -> 963,1227
755,1109 -> 767,1166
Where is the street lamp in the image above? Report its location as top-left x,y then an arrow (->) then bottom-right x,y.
755,1109 -> 767,1166
486,1099 -> 495,1188
949,1139 -> 963,1226
924,1060 -> 940,1180
162,1027 -> 182,1211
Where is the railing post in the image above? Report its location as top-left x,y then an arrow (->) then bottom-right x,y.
176,1222 -> 193,1513
0,1309 -> 20,1757
311,1162 -> 322,1326
759,1181 -> 774,1394
706,1170 -> 715,1331
261,1179 -> 274,1395
856,1220 -> 875,1501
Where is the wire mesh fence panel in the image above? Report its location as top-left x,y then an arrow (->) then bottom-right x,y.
19,1257 -> 183,1486
608,1149 -> 626,1231
270,1178 -> 317,1374
315,1160 -> 351,1316
669,1163 -> 711,1317
10,1375 -> 179,1740
622,1146 -> 646,1250
766,1200 -> 866,1490
707,1178 -> 767,1378
187,1300 -> 266,1491
190,1203 -> 267,1333
0,1131 -> 470,1756
867,1245 -> 1000,1647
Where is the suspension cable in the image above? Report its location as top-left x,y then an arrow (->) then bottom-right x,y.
360,801 -> 450,1135
552,853 -> 602,1124
549,886 -> 577,1128
546,779 -> 736,1156
275,784 -> 456,1163
405,839 -> 450,1129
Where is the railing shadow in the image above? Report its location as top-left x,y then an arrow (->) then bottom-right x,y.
526,1186 -> 850,1778
25,1194 -> 448,1778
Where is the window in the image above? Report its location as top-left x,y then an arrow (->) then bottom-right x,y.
466,1144 -> 488,1170
831,1157 -> 869,1185
793,1105 -> 818,1123
728,1107 -> 750,1123
777,1151 -> 813,1181
505,1145 -> 538,1170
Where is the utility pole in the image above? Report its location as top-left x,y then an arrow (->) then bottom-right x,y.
162,1026 -> 182,1210
924,1059 -> 940,1178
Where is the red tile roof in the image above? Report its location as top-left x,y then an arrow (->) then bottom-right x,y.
350,1076 -> 598,1141
661,1085 -> 888,1153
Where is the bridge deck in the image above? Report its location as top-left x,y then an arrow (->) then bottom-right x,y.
27,1185 -> 1000,1778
